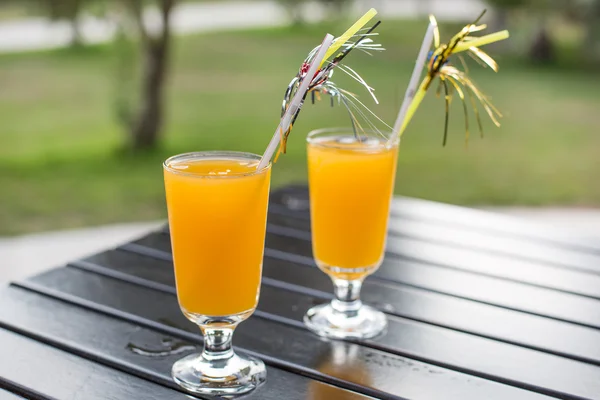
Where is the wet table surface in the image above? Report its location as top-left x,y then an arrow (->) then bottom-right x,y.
2,185 -> 600,400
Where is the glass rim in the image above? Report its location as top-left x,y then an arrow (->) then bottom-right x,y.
306,127 -> 400,150
163,151 -> 271,179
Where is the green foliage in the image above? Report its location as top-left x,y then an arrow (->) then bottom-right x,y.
34,0 -> 92,46
39,0 -> 83,21
486,0 -> 600,65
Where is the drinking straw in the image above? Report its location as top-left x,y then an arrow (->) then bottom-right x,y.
258,33 -> 335,170
388,21 -> 436,145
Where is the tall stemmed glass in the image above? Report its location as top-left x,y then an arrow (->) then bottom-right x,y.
164,151 -> 271,395
304,128 -> 398,339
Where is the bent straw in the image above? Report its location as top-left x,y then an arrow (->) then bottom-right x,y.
388,21 -> 436,145
257,33 -> 335,170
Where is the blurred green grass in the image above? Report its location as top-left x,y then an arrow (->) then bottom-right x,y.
0,19 -> 599,235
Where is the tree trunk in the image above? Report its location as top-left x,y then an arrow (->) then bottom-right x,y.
529,24 -> 554,64
70,16 -> 83,47
129,0 -> 173,151
290,7 -> 304,26
584,1 -> 600,64
284,0 -> 305,27
130,44 -> 168,150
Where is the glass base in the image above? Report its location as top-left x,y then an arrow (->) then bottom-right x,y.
304,302 -> 387,340
172,351 -> 266,395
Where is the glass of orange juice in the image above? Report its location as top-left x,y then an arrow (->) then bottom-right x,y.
304,128 -> 399,339
164,151 -> 271,395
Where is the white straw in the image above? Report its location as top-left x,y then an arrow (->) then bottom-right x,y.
257,33 -> 335,170
388,22 -> 436,144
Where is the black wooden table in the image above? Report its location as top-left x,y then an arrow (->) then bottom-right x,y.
2,185 -> 600,400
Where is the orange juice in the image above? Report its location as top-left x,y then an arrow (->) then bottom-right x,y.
307,135 -> 398,279
164,153 -> 271,317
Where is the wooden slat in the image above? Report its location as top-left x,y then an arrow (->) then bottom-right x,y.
269,202 -> 600,276
264,221 -> 600,322
124,233 -> 600,364
384,235 -> 600,297
17,267 -> 553,400
0,287 -> 370,400
269,186 -> 600,255
269,204 -> 600,278
266,212 -> 600,300
257,282 -> 600,400
0,325 -> 190,400
390,198 -> 600,255
384,218 -> 600,275
264,219 -> 600,327
70,252 -> 600,400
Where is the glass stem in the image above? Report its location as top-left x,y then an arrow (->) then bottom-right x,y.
200,325 -> 236,361
331,278 -> 364,315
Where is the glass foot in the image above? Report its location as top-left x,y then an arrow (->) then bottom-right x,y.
304,302 -> 387,340
172,351 -> 266,395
